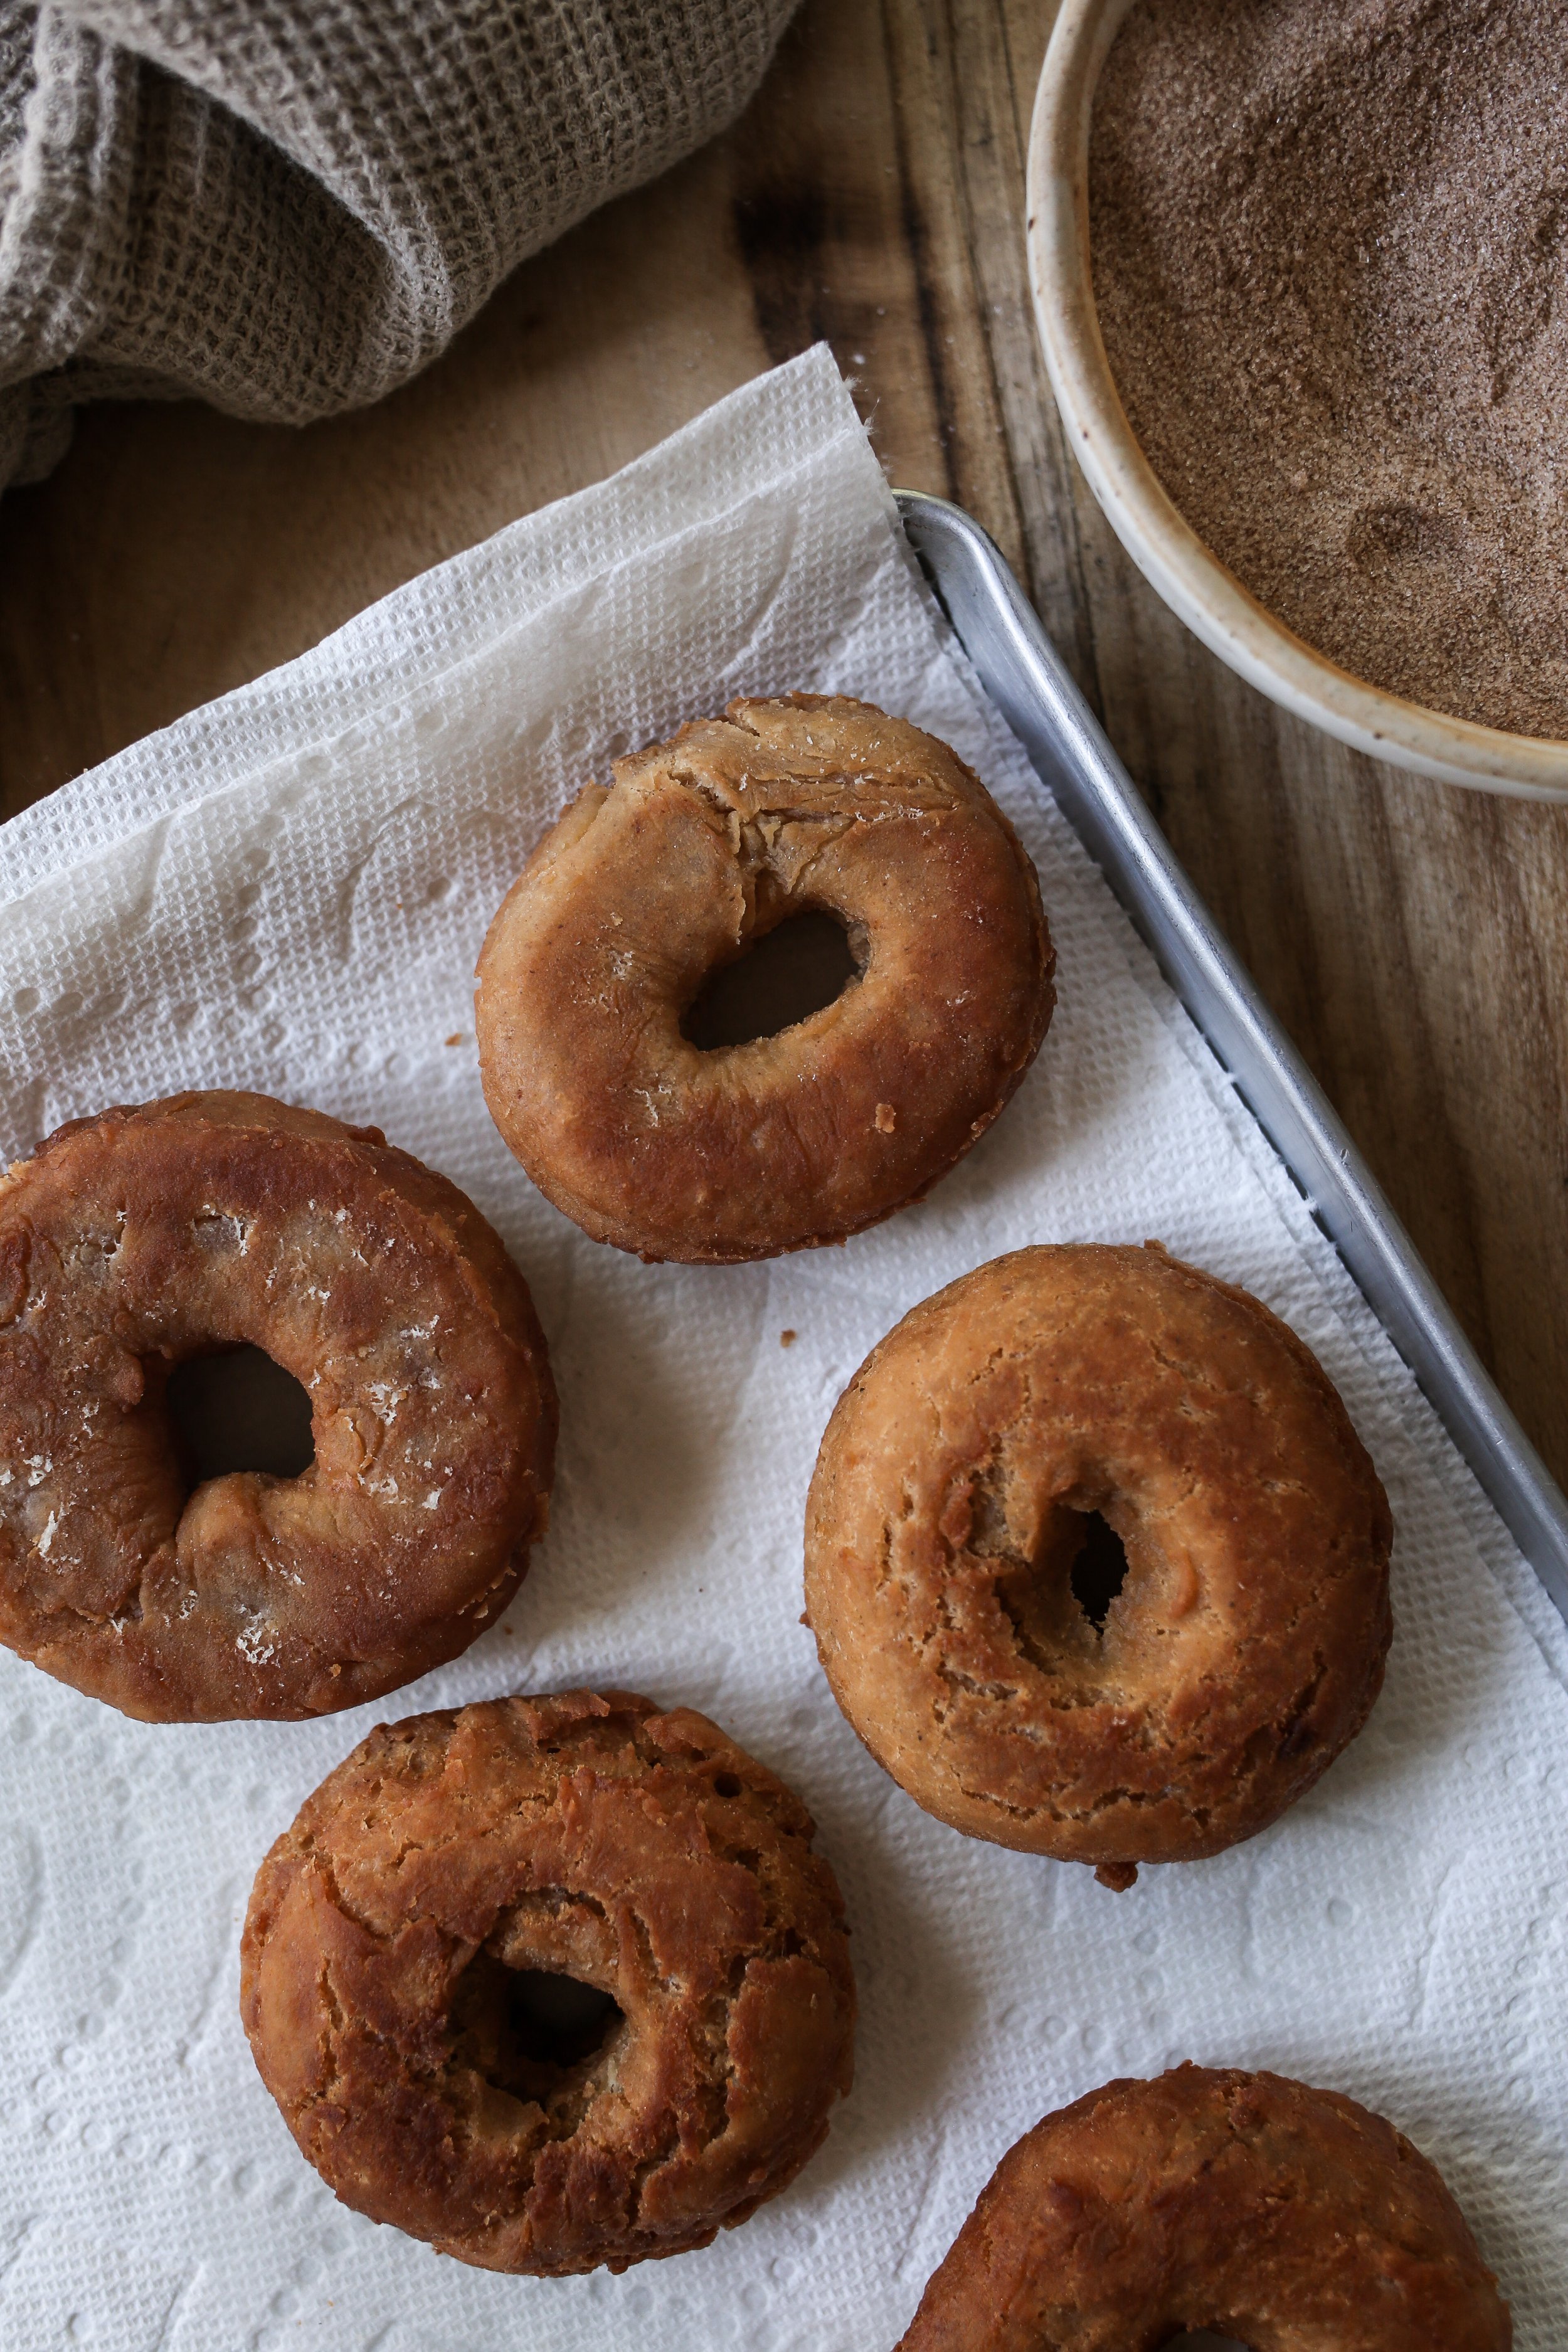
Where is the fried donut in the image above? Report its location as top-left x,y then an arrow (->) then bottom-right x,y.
897,2065 -> 1512,2349
474,694 -> 1053,1263
805,1244 -> 1392,1882
0,1092 -> 555,1721
240,1690 -> 856,2275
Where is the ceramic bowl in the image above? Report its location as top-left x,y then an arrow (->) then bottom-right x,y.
1025,0 -> 1568,800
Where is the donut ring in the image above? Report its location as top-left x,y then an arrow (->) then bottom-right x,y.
0,1092 -> 556,1721
898,2065 -> 1512,2349
240,1690 -> 856,2275
805,1244 -> 1392,1880
475,694 -> 1053,1263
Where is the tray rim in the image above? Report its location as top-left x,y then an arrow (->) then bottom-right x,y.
894,485 -> 1568,1629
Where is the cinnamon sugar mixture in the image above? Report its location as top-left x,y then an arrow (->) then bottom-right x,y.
1088,0 -> 1568,741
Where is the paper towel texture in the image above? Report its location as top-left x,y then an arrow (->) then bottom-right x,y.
0,347 -> 1564,2350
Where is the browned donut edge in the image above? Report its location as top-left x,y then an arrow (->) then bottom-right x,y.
240,1690 -> 857,2275
896,2065 -> 1512,2351
0,1091 -> 558,1720
804,1243 -> 1393,1870
474,694 -> 1055,1264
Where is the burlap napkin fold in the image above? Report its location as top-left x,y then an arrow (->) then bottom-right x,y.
0,0 -> 796,488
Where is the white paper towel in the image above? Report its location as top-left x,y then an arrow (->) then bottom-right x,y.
0,347 -> 1564,2352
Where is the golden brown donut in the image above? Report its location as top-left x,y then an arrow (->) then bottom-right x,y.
0,1091 -> 555,1721
897,2065 -> 1512,2350
474,693 -> 1053,1263
805,1244 -> 1392,1882
240,1690 -> 856,2275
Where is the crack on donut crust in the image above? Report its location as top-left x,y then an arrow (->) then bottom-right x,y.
313,1957 -> 347,2112
297,1866 -> 679,2227
806,1246 -> 1392,1870
936,1661 -> 1022,1707
894,2066 -> 1512,2350
299,1835 -> 395,1947
945,1769 -> 1214,1831
615,2097 -> 690,2255
242,1696 -> 855,2275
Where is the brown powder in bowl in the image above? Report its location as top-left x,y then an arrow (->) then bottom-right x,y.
1088,0 -> 1568,742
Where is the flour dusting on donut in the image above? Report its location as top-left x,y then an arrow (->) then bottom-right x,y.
805,1242 -> 1392,1879
474,694 -> 1053,1263
241,1690 -> 856,2275
0,1092 -> 556,1721
898,2065 -> 1512,2349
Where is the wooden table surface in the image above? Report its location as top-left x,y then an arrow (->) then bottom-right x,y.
3,0 -> 1566,1490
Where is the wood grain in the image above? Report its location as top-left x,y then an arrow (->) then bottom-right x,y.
3,0 -> 1567,1486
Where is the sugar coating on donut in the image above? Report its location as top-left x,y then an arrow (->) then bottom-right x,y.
805,1243 -> 1392,1873
240,1690 -> 856,2275
474,693 -> 1054,1263
897,2064 -> 1512,2349
0,1091 -> 556,1720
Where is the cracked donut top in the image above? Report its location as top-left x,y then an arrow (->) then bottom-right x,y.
805,1243 -> 1392,1876
0,1091 -> 555,1720
474,693 -> 1053,1263
240,1691 -> 856,2276
898,2064 -> 1512,2350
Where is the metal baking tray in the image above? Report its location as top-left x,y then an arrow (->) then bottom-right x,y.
896,487 -> 1568,1629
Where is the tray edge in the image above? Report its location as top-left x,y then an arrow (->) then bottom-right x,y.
894,486 -> 1568,1629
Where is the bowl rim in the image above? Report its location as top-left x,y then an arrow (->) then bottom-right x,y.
1025,0 -> 1568,802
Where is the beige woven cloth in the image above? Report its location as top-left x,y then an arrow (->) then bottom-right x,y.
0,0 -> 796,489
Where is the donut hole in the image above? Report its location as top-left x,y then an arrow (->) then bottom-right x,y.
992,1500 -> 1137,1682
1068,1510 -> 1130,1631
450,1950 -> 624,2106
165,1344 -> 315,1486
681,906 -> 861,1050
1165,2336 -> 1253,2349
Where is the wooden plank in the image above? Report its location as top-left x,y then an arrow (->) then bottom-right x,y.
0,142 -> 775,808
1,0 -> 1565,1490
